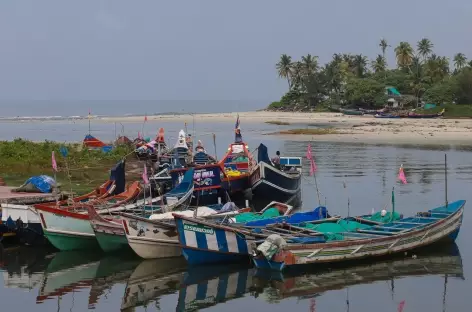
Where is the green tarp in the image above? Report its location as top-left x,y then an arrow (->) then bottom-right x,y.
234,207 -> 280,223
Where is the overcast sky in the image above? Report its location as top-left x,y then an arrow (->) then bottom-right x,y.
0,0 -> 471,103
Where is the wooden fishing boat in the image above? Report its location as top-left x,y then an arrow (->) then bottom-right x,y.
135,128 -> 169,162
340,108 -> 364,116
374,113 -> 401,118
407,108 -> 445,118
249,143 -> 302,204
34,182 -> 141,251
251,199 -> 465,271
171,202 -> 332,266
120,203 -> 251,259
88,169 -> 194,253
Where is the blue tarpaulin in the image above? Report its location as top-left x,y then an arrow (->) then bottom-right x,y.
15,175 -> 56,193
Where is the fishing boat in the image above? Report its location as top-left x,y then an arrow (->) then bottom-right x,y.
135,128 -> 169,162
0,162 -> 123,246
120,202 -> 250,259
34,181 -> 141,251
83,134 -> 113,152
249,143 -> 302,204
340,108 -> 364,116
374,113 -> 401,118
88,168 -> 195,253
251,197 -> 465,271
172,202 -> 332,266
407,108 -> 445,118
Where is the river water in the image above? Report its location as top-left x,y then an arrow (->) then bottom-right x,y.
0,120 -> 471,311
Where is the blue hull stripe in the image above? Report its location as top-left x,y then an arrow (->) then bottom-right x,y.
175,218 -> 187,246
236,268 -> 248,295
236,233 -> 248,254
195,231 -> 208,250
217,274 -> 229,301
215,228 -> 229,252
196,282 -> 208,301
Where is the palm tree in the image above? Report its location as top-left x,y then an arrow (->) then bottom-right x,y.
290,61 -> 304,89
417,38 -> 433,61
301,54 -> 319,77
379,38 -> 390,60
395,42 -> 414,68
372,55 -> 387,73
353,54 -> 368,77
453,53 -> 467,71
276,54 -> 293,88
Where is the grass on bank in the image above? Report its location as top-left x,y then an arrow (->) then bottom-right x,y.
265,120 -> 291,125
0,139 -> 136,193
274,128 -> 339,135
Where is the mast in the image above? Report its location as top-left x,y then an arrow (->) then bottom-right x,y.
445,154 -> 448,208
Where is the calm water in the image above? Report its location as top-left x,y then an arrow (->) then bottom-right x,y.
0,121 -> 471,311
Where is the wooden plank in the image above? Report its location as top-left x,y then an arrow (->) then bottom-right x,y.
356,229 -> 396,236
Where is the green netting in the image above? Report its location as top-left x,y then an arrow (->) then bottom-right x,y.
302,219 -> 376,241
364,211 -> 401,223
234,207 -> 281,223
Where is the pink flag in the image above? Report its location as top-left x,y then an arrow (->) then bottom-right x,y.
142,165 -> 149,185
306,144 -> 317,176
398,300 -> 405,312
398,165 -> 407,184
309,298 -> 316,312
144,114 -> 148,122
52,151 -> 58,172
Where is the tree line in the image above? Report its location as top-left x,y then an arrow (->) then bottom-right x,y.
270,38 -> 472,110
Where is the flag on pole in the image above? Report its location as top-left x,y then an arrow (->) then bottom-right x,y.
52,151 -> 58,172
142,164 -> 149,185
398,300 -> 405,312
235,114 -> 240,130
144,114 -> 148,122
398,164 -> 407,184
306,143 -> 317,176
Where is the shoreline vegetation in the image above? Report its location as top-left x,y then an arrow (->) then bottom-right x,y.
267,37 -> 472,116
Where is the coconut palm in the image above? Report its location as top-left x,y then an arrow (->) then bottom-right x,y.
379,38 -> 390,59
353,54 -> 368,77
372,55 -> 386,73
417,38 -> 433,61
453,53 -> 467,71
301,54 -> 319,77
395,42 -> 414,68
276,54 -> 293,88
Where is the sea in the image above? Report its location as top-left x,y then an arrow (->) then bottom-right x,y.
0,111 -> 471,312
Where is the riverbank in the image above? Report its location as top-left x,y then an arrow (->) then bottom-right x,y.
97,111 -> 472,145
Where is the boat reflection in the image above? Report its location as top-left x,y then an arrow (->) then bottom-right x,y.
0,245 -> 56,291
120,257 -> 188,311
252,243 -> 464,300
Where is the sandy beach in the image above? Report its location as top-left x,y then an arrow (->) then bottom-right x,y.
97,111 -> 472,145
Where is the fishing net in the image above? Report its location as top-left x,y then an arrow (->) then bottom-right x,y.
302,220 -> 372,241
234,207 -> 280,223
364,211 -> 402,223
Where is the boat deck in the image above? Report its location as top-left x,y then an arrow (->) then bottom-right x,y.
0,186 -> 57,205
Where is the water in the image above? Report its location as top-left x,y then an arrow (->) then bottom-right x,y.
0,121 -> 471,311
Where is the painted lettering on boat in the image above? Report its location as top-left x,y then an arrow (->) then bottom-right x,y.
183,223 -> 215,235
249,167 -> 261,186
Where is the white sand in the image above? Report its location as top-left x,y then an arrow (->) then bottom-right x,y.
97,111 -> 472,145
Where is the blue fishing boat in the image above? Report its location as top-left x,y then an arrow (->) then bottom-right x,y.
249,143 -> 302,204
252,199 -> 465,271
172,204 -> 332,266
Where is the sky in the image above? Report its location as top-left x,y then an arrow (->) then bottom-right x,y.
0,0 -> 471,114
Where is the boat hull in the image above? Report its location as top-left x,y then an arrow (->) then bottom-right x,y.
95,231 -> 129,253
174,215 -> 255,265
37,208 -> 99,251
121,214 -> 181,259
249,162 -> 301,201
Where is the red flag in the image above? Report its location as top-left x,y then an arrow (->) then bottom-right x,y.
144,114 -> 148,122
306,144 -> 317,175
398,300 -> 405,312
142,164 -> 149,185
398,165 -> 407,184
309,298 -> 316,312
51,151 -> 58,172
